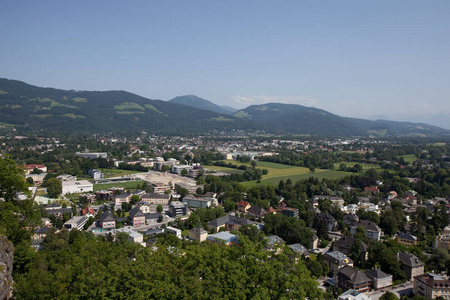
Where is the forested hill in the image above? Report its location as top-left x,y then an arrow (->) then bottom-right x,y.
169,95 -> 235,115
0,78 -> 261,135
1,78 -> 449,137
233,103 -> 450,137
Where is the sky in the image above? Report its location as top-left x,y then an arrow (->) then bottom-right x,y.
1,1 -> 450,128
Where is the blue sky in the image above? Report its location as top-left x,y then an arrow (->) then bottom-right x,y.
2,1 -> 450,128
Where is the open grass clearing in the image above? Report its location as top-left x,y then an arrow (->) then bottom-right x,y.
397,154 -> 417,164
93,180 -> 145,191
99,168 -> 142,178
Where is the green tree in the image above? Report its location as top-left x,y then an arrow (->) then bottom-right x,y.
45,177 -> 62,198
180,169 -> 188,176
156,204 -> 163,213
0,156 -> 29,201
380,292 -> 398,300
26,176 -> 34,185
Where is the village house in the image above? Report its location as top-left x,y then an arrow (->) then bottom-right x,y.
397,232 -> 418,246
141,192 -> 170,205
129,207 -> 146,227
364,269 -> 392,290
189,221 -> 208,242
237,201 -> 251,213
248,206 -> 267,218
207,214 -> 256,232
333,236 -> 369,261
350,220 -> 383,241
336,266 -> 372,293
397,251 -> 425,281
324,251 -> 354,275
414,273 -> 450,299
114,193 -> 132,205
99,211 -> 116,230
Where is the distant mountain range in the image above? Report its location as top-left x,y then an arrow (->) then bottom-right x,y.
0,78 -> 449,137
169,95 -> 237,115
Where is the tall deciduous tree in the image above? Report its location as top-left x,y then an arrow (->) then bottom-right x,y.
0,156 -> 29,201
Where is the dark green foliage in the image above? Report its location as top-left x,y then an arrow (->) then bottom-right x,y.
45,177 -> 62,198
14,231 -> 322,299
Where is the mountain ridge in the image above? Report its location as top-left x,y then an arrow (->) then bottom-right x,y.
0,78 -> 448,137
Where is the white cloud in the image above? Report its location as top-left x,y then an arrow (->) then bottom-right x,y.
232,94 -> 320,108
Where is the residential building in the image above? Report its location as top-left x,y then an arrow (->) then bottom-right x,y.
189,221 -> 208,242
144,212 -> 162,224
288,243 -> 310,259
397,232 -> 418,246
207,232 -> 238,246
33,227 -> 50,240
114,193 -> 131,205
169,202 -> 187,217
182,195 -> 211,208
324,251 -> 354,275
350,220 -> 382,241
129,207 -> 146,227
207,214 -> 255,232
138,202 -> 151,214
99,212 -> 116,230
23,164 -> 47,174
333,236 -> 369,261
248,206 -> 267,218
265,235 -> 285,253
364,269 -> 392,290
141,192 -> 170,205
282,207 -> 299,218
317,213 -> 337,231
64,215 -> 89,231
434,230 -> 450,251
25,172 -> 46,185
397,251 -> 425,280
338,289 -> 371,300
414,273 -> 450,299
237,201 -> 251,213
336,266 -> 372,293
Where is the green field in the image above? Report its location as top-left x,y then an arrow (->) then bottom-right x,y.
93,180 -> 145,191
203,165 -> 245,175
211,160 -> 353,187
99,168 -> 143,178
397,154 -> 417,164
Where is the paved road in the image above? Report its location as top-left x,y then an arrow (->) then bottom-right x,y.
364,282 -> 413,300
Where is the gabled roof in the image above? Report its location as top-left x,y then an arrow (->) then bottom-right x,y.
398,232 -> 417,241
364,268 -> 391,279
288,243 -> 309,254
352,220 -> 381,232
129,207 -> 145,218
100,211 -> 115,223
397,251 -> 424,268
266,235 -> 285,245
248,205 -> 266,216
338,265 -> 371,285
334,236 -> 368,252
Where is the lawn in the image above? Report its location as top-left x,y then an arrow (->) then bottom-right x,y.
99,168 -> 143,178
397,154 -> 417,164
214,160 -> 353,187
203,165 -> 245,175
93,180 -> 145,191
